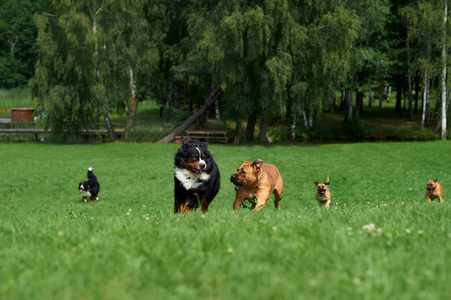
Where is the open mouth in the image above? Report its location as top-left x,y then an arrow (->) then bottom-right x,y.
189,167 -> 202,175
317,189 -> 326,194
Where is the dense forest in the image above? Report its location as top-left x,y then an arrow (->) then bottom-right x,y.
1,0 -> 450,141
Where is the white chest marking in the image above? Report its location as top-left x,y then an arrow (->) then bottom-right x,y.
80,190 -> 91,197
175,167 -> 210,190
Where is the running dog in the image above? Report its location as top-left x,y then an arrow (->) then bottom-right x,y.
315,175 -> 331,208
230,159 -> 284,211
78,167 -> 100,203
425,179 -> 443,203
174,138 -> 220,213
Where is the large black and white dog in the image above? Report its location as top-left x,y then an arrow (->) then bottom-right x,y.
174,138 -> 220,213
78,167 -> 100,203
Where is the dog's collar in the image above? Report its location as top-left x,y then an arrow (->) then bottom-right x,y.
252,171 -> 264,186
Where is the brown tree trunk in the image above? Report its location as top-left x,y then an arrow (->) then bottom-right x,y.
104,109 -> 117,141
124,65 -> 138,139
395,76 -> 402,115
331,95 -> 336,113
355,92 -> 363,119
245,112 -> 258,141
166,76 -> 173,122
258,118 -> 269,142
157,87 -> 222,143
344,90 -> 353,123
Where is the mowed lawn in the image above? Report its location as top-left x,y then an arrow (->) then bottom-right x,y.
0,141 -> 450,299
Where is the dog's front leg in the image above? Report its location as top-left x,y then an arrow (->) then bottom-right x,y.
324,199 -> 331,208
253,189 -> 271,211
233,196 -> 246,210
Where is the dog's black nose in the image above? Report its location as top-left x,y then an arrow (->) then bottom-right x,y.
199,162 -> 206,170
230,174 -> 236,182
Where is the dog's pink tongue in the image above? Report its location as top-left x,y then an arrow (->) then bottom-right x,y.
79,189 -> 83,193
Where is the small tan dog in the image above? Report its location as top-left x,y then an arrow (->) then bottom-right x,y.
425,179 -> 443,202
315,175 -> 331,208
230,159 -> 284,211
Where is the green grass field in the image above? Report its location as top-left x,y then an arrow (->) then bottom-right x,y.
1,141 -> 450,299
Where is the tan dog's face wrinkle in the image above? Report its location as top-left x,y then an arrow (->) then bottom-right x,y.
230,161 -> 260,187
427,179 -> 438,193
315,182 -> 328,195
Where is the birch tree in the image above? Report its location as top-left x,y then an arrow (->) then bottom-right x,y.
440,0 -> 448,140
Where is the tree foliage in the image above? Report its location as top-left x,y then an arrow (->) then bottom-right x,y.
3,0 -> 448,139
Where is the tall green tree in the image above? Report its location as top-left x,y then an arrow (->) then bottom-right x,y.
98,0 -> 162,139
399,0 -> 449,138
0,0 -> 43,88
190,0 -> 305,140
342,0 -> 394,122
31,0 -> 162,139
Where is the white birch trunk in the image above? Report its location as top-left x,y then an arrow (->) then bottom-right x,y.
124,65 -> 139,139
92,5 -> 116,141
302,101 -> 308,127
387,86 -> 391,102
291,111 -> 296,141
346,90 -> 353,122
215,99 -> 221,129
130,66 -> 137,100
441,0 -> 448,140
421,69 -> 428,132
407,35 -> 414,121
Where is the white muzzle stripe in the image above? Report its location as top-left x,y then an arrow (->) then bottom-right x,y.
196,147 -> 206,170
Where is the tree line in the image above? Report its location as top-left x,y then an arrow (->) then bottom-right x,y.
1,0 -> 450,141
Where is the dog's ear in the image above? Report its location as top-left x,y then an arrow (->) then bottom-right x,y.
199,138 -> 208,144
314,182 -> 319,186
252,159 -> 264,170
325,182 -> 329,186
434,179 -> 438,182
182,137 -> 191,147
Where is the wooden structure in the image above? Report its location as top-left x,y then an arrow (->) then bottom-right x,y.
175,130 -> 228,144
0,129 -> 124,141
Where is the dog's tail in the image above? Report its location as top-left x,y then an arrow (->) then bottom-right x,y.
87,167 -> 95,179
327,175 -> 329,183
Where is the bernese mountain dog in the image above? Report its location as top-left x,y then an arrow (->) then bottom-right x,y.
78,167 -> 100,203
174,138 -> 220,213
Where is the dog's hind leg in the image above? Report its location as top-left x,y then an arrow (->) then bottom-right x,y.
201,197 -> 209,212
179,202 -> 190,213
273,189 -> 283,211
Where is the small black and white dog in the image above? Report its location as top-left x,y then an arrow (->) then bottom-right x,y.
78,167 -> 100,203
174,138 -> 220,213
